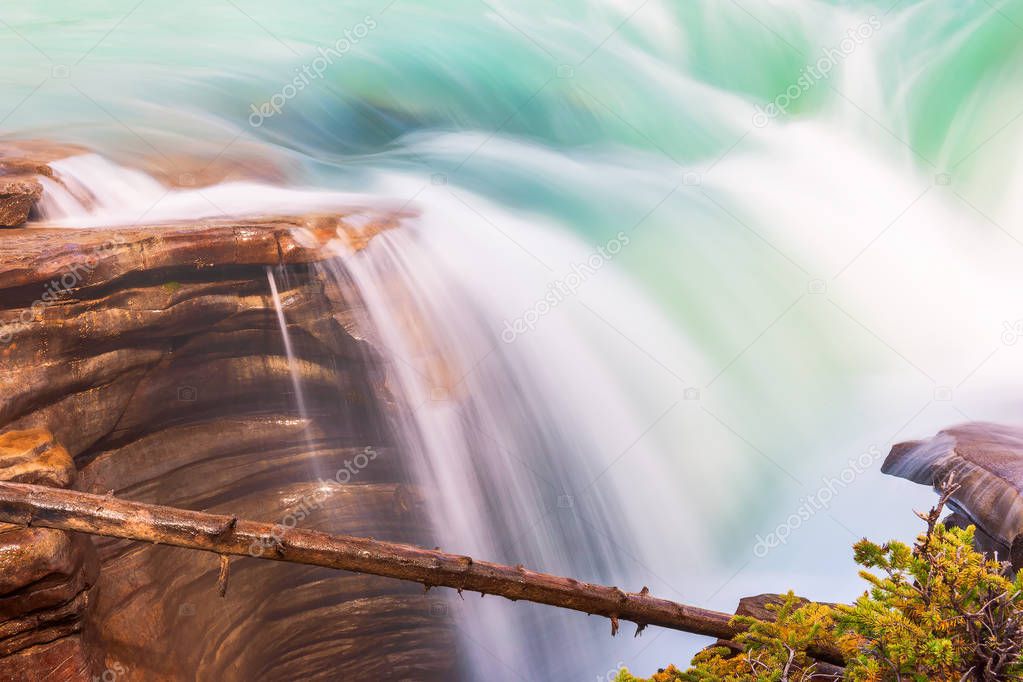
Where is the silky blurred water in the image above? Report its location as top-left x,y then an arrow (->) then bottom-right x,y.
5,1 -> 1023,678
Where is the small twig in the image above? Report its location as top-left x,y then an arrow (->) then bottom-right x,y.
918,471 -> 960,555
217,554 -> 230,598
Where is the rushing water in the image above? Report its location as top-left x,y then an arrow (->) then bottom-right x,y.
6,1 -> 1023,678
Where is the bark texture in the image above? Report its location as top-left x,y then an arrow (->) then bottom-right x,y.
0,480 -> 738,634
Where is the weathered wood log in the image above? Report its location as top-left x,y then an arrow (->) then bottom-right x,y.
0,480 -> 846,666
0,480 -> 729,634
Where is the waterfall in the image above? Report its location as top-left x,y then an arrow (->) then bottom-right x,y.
38,156 -> 710,678
11,1 -> 1023,675
319,175 -> 722,678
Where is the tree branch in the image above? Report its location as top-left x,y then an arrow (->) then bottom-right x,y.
0,481 -> 848,665
0,482 -> 733,630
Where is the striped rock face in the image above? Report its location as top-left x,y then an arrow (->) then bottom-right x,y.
883,422 -> 1023,552
0,218 -> 453,680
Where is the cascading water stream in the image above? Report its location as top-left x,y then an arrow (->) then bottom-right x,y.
266,267 -> 311,424
265,265 -> 325,484
37,155 -> 712,677
319,181 -> 721,678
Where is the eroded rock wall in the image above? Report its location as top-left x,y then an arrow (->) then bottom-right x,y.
0,429 -> 100,682
0,220 -> 454,680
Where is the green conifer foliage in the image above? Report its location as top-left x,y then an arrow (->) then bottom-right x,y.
617,476 -> 1023,681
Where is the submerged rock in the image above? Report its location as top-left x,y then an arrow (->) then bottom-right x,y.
883,422 -> 1023,563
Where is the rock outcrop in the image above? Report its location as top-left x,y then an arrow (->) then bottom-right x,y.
0,177 -> 41,227
883,422 -> 1023,566
0,140 -> 88,227
0,213 -> 455,679
0,429 -> 100,682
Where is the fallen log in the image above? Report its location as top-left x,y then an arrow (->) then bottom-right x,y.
0,480 -> 844,665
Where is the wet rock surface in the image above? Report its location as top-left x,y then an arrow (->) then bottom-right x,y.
0,429 -> 100,682
884,422 -> 1023,566
0,140 -> 87,227
0,214 -> 454,680
0,177 -> 41,228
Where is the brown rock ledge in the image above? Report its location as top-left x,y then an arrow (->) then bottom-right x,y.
884,422 -> 1023,569
0,428 -> 100,682
0,215 -> 453,681
0,177 -> 41,228
0,139 -> 89,227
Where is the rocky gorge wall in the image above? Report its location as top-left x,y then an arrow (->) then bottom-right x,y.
0,210 -> 455,680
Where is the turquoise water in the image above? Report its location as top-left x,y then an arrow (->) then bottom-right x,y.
6,1 -> 1023,677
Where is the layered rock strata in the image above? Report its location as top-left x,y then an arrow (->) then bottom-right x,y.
0,215 -> 455,680
884,422 -> 1023,568
0,429 -> 100,682
0,140 -> 89,226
